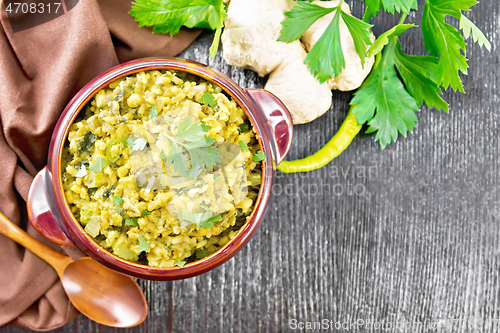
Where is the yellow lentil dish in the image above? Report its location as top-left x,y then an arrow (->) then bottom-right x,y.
62,70 -> 263,268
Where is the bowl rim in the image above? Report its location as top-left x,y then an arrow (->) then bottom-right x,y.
47,57 -> 275,279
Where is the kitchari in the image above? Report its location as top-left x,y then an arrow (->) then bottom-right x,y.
62,70 -> 264,268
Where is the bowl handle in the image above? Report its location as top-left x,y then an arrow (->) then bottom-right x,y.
27,167 -> 75,246
246,89 -> 293,165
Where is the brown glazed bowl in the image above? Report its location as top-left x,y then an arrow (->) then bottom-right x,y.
26,58 -> 293,280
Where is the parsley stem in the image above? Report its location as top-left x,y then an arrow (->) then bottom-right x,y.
398,13 -> 408,25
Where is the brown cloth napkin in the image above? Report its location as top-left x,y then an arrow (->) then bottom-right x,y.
0,0 -> 201,330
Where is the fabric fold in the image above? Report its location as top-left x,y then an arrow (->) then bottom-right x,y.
0,0 -> 201,330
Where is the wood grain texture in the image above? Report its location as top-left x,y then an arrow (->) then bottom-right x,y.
2,0 -> 500,332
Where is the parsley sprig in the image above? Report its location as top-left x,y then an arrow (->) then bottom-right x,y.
279,0 -> 373,83
161,116 -> 222,177
129,0 -> 227,58
279,0 -> 490,149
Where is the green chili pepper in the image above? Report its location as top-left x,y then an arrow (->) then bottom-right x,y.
106,139 -> 127,163
277,105 -> 362,173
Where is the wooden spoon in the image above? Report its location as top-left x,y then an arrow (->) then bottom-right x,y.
0,211 -> 148,327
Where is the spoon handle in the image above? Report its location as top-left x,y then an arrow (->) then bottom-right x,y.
0,211 -> 72,277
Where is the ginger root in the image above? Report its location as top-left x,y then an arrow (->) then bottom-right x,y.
265,47 -> 333,124
221,0 -> 375,124
221,0 -> 298,77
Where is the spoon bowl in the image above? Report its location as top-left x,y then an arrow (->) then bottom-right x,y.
63,257 -> 148,327
0,211 -> 148,327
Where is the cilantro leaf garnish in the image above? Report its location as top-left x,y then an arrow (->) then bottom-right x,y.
113,195 -> 124,205
75,165 -> 87,178
89,157 -> 109,173
142,210 -> 151,216
137,236 -> 150,253
280,1 -> 373,83
252,150 -> 266,162
460,15 -> 491,51
195,249 -> 208,259
125,217 -> 138,226
238,140 -> 249,151
129,0 -> 226,58
126,137 -> 135,147
149,104 -> 157,120
159,150 -> 167,160
201,123 -> 211,132
198,92 -> 216,107
132,137 -> 148,151
422,0 -> 477,92
175,260 -> 187,268
162,116 -> 222,177
182,209 -> 221,229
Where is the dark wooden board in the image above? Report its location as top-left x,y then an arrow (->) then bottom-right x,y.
2,0 -> 500,332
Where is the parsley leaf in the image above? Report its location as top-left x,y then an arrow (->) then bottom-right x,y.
352,42 -> 419,149
278,2 -> 337,42
363,0 -> 382,22
162,117 -> 222,177
113,195 -> 124,205
340,11 -> 373,67
175,260 -> 187,268
304,6 -> 343,83
129,0 -> 226,58
392,40 -> 448,112
368,24 -> 416,57
238,140 -> 249,151
252,150 -> 266,162
198,92 -> 216,107
422,0 -> 478,92
89,157 -> 109,173
182,209 -> 221,229
125,217 -> 138,226
281,1 -> 372,83
137,236 -> 150,253
142,210 -> 151,216
460,15 -> 491,51
132,137 -> 148,151
149,104 -> 157,120
75,165 -> 87,178
363,0 -> 417,21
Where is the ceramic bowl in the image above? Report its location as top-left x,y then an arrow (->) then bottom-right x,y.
27,57 -> 293,280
